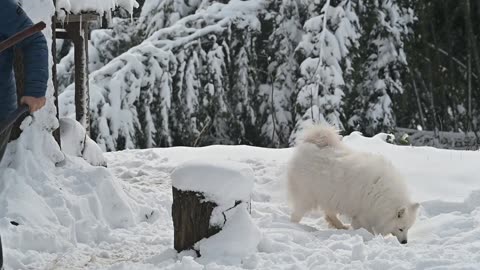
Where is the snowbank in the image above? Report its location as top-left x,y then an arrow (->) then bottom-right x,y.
0,124 -> 151,268
0,3 -> 151,269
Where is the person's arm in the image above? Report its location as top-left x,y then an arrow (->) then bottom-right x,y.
0,0 -> 48,112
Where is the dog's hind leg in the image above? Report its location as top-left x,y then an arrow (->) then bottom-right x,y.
351,216 -> 361,230
325,212 -> 349,230
290,208 -> 307,223
290,199 -> 311,223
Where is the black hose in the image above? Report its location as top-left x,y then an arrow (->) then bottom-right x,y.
0,105 -> 30,136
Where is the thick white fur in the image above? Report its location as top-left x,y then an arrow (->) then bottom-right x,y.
288,125 -> 419,244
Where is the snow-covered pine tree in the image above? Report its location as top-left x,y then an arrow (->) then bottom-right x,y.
149,50 -> 178,147
348,0 -> 414,135
60,46 -> 178,151
57,18 -> 142,93
195,35 -> 232,145
170,43 -> 203,145
227,24 -> 260,145
258,0 -> 304,147
139,0 -> 201,36
290,0 -> 360,145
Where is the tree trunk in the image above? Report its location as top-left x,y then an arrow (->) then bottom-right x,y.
171,187 -> 250,254
464,0 -> 475,131
409,69 -> 426,129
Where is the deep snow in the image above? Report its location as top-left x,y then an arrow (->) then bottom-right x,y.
1,132 -> 480,269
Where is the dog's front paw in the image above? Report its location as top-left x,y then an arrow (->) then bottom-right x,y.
337,223 -> 351,230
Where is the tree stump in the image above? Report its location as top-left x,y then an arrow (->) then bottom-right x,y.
171,160 -> 254,254
172,188 -> 221,253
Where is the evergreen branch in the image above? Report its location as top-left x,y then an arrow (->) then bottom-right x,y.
193,117 -> 211,147
308,0 -> 330,124
426,43 -> 478,79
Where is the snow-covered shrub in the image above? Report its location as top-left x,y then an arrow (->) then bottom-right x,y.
59,118 -> 107,167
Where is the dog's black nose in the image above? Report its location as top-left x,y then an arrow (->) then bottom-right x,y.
401,240 -> 407,244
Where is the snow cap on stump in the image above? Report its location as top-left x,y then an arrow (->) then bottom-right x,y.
171,160 -> 254,204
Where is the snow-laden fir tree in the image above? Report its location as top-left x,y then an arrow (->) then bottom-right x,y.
170,43 -> 203,145
60,46 -> 178,151
290,0 -> 360,145
348,0 -> 414,135
56,0 -> 416,150
196,36 -> 232,145
258,0 -> 304,147
57,18 -> 141,93
139,0 -> 201,36
228,25 -> 259,145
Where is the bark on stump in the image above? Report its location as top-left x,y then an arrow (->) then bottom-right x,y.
171,188 -> 249,253
171,160 -> 254,254
172,188 -> 220,253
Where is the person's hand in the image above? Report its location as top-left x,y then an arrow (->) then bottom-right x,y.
20,96 -> 46,113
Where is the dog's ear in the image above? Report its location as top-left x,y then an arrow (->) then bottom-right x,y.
397,207 -> 406,219
410,203 -> 420,212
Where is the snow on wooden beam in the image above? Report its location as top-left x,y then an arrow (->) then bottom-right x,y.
56,13 -> 100,25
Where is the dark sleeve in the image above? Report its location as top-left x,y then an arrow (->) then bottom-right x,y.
0,0 -> 49,98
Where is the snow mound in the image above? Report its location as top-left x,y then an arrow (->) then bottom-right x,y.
171,160 -> 254,204
196,204 -> 261,264
60,118 -> 107,167
0,125 -> 151,269
372,132 -> 395,143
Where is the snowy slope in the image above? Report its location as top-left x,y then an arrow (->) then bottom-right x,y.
2,133 -> 480,269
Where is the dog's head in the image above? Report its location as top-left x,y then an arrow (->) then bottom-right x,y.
387,202 -> 420,244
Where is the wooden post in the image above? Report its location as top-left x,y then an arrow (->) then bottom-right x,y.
65,21 -> 90,135
52,13 -> 61,147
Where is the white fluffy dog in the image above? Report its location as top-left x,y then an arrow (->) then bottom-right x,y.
287,125 -> 419,244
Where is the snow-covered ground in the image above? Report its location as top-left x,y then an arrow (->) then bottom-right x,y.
1,132 -> 480,269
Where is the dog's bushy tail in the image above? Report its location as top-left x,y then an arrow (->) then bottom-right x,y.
302,124 -> 342,148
